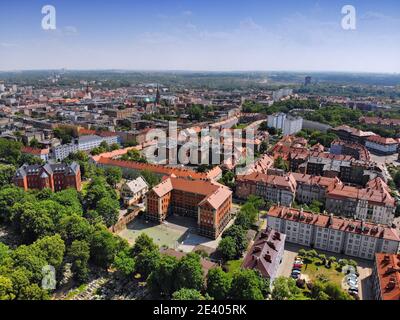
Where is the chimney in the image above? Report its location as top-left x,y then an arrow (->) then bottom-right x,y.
329,214 -> 334,227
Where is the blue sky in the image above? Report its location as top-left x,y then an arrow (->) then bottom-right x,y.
0,0 -> 399,72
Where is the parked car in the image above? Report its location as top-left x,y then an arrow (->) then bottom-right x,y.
291,273 -> 300,279
293,264 -> 303,269
291,269 -> 301,274
349,288 -> 359,294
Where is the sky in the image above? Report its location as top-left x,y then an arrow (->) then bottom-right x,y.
0,0 -> 399,73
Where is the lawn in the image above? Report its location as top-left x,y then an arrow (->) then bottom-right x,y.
225,259 -> 243,275
302,262 -> 344,286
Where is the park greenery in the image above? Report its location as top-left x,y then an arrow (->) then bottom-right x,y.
218,196 -> 264,261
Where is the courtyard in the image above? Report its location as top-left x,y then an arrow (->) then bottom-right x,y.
276,243 -> 375,300
118,214 -> 228,253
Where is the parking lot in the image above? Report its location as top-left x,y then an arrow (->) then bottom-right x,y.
276,243 -> 374,300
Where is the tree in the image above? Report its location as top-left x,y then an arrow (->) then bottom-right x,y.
90,227 -> 120,268
140,170 -> 160,188
148,255 -> 179,298
222,225 -> 248,258
172,288 -> 206,300
104,167 -> 122,188
260,141 -> 268,154
0,164 -> 16,188
96,197 -> 120,228
11,245 -> 47,283
175,253 -> 204,292
135,249 -> 161,279
29,138 -> 41,149
57,214 -> 94,245
84,177 -> 117,210
0,186 -> 29,222
18,284 -> 50,300
0,275 -> 15,300
50,189 -> 83,216
32,234 -> 66,271
218,237 -> 237,261
230,269 -> 269,300
114,248 -> 136,277
0,138 -> 23,166
131,234 -> 158,257
271,277 -> 301,300
67,240 -> 90,283
206,267 -> 232,300
53,127 -> 74,144
274,156 -> 289,171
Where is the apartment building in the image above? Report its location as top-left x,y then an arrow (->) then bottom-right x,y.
236,171 -> 297,207
267,206 -> 400,260
267,113 -> 303,136
121,176 -> 149,207
365,135 -> 399,155
21,146 -> 50,162
291,172 -> 341,204
326,177 -> 396,226
242,228 -> 286,282
146,176 -> 232,239
14,162 -> 82,192
53,134 -> 120,161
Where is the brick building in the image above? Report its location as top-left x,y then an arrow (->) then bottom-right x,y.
146,176 -> 232,239
14,162 -> 82,192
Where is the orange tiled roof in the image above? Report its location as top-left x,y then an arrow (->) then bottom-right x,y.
375,253 -> 400,300
237,172 -> 297,193
95,157 -> 222,181
21,146 -> 50,155
268,206 -> 400,242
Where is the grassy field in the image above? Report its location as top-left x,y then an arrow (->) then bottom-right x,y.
302,262 -> 344,286
225,259 -> 243,275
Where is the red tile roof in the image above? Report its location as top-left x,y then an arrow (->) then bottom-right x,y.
375,253 -> 400,300
267,206 -> 400,242
21,146 -> 50,155
95,157 -> 222,181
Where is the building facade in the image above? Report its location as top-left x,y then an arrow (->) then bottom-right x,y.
14,162 -> 82,192
236,172 -> 297,207
121,176 -> 149,207
267,206 -> 400,261
146,176 -> 232,239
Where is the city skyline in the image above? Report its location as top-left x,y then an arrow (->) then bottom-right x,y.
1,0 -> 399,73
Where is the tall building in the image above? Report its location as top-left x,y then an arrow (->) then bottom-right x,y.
304,76 -> 312,86
267,113 -> 303,136
146,176 -> 232,239
14,162 -> 82,192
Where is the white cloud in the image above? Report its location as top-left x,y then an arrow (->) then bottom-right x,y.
182,10 -> 193,17
239,18 -> 263,31
0,42 -> 17,48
